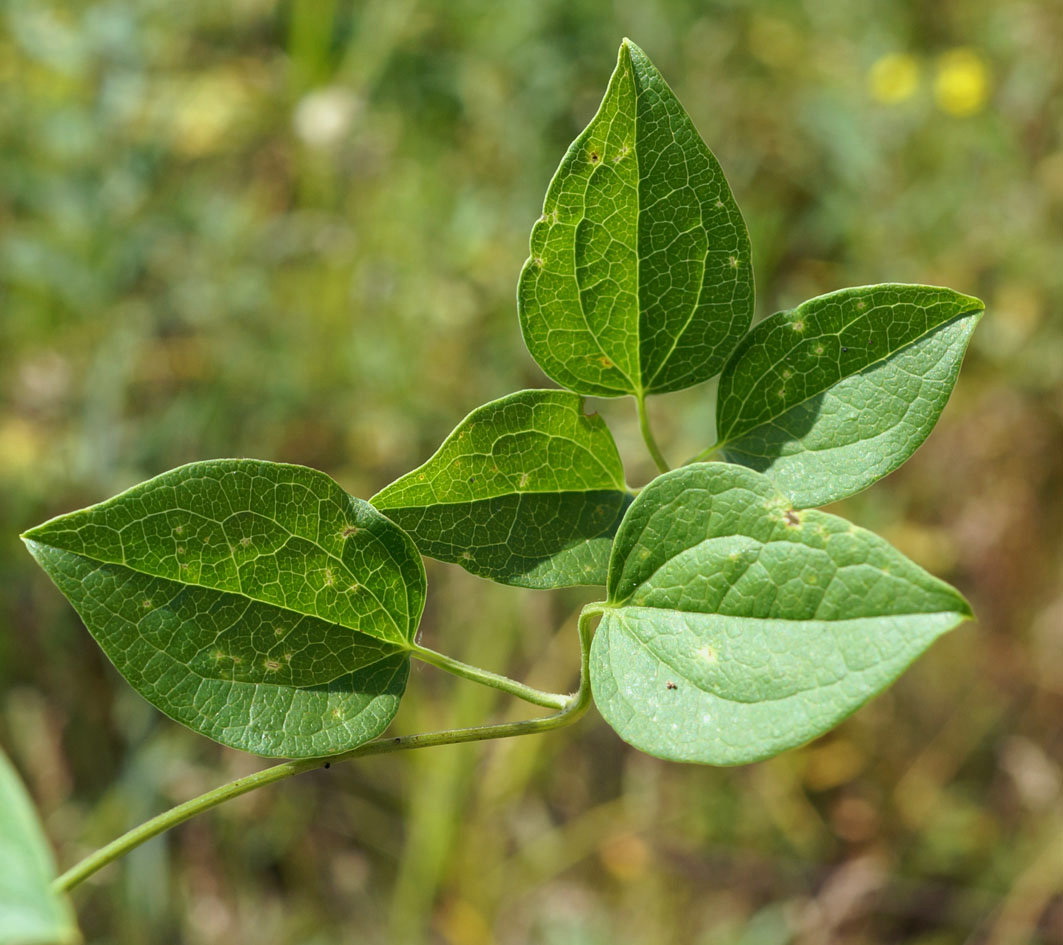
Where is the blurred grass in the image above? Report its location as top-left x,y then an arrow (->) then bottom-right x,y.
1,0 -> 1062,942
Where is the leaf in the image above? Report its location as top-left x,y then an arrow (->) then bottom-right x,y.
723,309 -> 982,508
589,463 -> 971,765
517,38 -> 753,399
372,390 -> 631,588
22,460 -> 425,758
714,284 -> 984,506
0,747 -> 79,945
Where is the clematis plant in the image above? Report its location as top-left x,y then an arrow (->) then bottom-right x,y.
3,39 -> 982,942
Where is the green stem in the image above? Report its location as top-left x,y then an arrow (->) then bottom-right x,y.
410,643 -> 568,710
684,440 -> 723,465
52,607 -> 602,894
635,391 -> 669,473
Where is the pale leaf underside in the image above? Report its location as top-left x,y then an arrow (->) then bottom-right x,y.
589,464 -> 971,765
715,284 -> 984,506
0,748 -> 79,945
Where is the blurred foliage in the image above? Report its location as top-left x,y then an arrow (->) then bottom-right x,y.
1,0 -> 1061,942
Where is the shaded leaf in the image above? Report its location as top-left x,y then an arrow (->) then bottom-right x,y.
589,463 -> 971,765
518,39 -> 753,398
715,284 -> 984,505
0,747 -> 79,945
23,460 -> 424,758
723,310 -> 982,507
373,390 -> 630,587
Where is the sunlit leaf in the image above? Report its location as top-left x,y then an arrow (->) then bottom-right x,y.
518,39 -> 753,398
589,463 -> 971,765
0,747 -> 79,945
373,390 -> 630,587
714,284 -> 984,506
23,460 -> 424,758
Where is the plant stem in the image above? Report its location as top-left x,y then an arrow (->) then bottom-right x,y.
635,391 -> 669,473
52,606 -> 602,894
684,440 -> 723,465
410,643 -> 568,710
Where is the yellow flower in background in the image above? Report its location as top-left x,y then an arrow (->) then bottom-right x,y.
934,48 -> 990,116
868,53 -> 920,104
748,14 -> 802,68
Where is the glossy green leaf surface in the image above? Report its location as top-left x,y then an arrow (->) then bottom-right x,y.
518,39 -> 753,398
590,464 -> 971,765
715,284 -> 984,506
0,747 -> 79,945
373,390 -> 630,587
23,460 -> 424,758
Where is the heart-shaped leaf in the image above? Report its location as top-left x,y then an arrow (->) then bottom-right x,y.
518,39 -> 753,399
373,390 -> 631,588
714,284 -> 984,506
589,463 -> 971,765
0,747 -> 79,945
23,460 -> 424,758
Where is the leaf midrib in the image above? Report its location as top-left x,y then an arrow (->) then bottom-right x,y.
23,526 -> 411,650
105,556 -> 410,689
571,56 -> 640,395
613,531 -> 964,624
608,607 -> 962,706
379,427 -> 626,503
379,484 -> 629,510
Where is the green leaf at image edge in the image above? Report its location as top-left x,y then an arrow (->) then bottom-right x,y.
518,39 -> 753,399
714,284 -> 984,507
0,747 -> 79,945
589,463 -> 971,766
373,390 -> 631,588
22,460 -> 425,758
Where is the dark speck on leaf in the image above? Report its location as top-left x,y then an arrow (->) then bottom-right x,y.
323,762 -> 331,769
842,346 -> 849,352
666,681 -> 678,690
468,476 -> 476,483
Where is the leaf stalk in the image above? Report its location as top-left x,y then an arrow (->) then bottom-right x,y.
52,607 -> 600,893
635,392 -> 669,473
684,440 -> 724,465
409,643 -> 569,710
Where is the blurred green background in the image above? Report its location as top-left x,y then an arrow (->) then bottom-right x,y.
2,0 -> 1062,942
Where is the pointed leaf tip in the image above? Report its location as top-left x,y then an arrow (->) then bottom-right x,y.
518,40 -> 753,398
